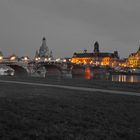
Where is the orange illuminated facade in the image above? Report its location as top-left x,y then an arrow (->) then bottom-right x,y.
71,42 -> 119,67
127,47 -> 140,68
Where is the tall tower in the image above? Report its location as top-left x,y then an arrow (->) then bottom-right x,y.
39,37 -> 49,58
94,41 -> 100,53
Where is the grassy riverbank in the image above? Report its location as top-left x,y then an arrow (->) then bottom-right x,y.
0,76 -> 140,139
0,76 -> 140,92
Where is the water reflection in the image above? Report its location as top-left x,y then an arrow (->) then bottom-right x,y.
84,68 -> 140,82
85,67 -> 92,80
112,75 -> 140,83
70,66 -> 140,82
73,71 -> 140,82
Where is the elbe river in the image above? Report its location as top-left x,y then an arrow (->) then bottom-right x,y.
72,74 -> 140,83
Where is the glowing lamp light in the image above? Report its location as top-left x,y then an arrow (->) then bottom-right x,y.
23,57 -> 28,61
0,56 -> 3,60
44,58 -> 48,61
48,58 -> 51,61
56,58 -> 60,62
63,59 -> 66,62
10,56 -> 16,61
35,57 -> 39,61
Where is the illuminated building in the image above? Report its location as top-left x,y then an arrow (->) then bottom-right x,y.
127,47 -> 140,68
71,41 -> 119,67
118,59 -> 127,68
35,37 -> 53,61
0,51 -> 17,62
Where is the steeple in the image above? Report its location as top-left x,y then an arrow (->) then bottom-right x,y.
94,41 -> 99,53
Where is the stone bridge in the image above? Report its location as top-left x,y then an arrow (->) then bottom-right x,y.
35,62 -> 63,77
0,61 -> 72,77
0,62 -> 29,76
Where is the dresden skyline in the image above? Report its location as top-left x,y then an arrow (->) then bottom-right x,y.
0,0 -> 140,58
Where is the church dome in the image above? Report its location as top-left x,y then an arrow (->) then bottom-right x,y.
39,37 -> 49,58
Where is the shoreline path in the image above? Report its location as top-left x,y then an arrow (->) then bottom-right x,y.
0,79 -> 139,97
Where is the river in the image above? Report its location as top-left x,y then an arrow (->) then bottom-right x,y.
72,74 -> 140,83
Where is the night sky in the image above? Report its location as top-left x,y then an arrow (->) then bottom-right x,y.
0,0 -> 140,58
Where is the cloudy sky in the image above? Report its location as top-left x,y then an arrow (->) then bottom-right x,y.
0,0 -> 140,58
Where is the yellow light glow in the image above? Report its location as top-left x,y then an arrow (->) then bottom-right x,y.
0,56 -> 3,60
24,57 -> 28,61
10,56 -> 16,61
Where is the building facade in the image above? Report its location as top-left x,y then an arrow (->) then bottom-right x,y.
71,41 -> 119,67
127,47 -> 140,68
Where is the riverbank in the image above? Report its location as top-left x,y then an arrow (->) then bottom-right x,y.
0,76 -> 140,139
0,75 -> 140,93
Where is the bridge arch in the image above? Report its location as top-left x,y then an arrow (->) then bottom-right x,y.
37,63 -> 61,77
7,65 -> 28,76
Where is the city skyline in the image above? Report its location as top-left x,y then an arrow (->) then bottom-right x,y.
0,0 -> 140,58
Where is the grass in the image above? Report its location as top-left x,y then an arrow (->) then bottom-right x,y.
0,79 -> 140,139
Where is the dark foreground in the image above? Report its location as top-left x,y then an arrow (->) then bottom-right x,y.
0,76 -> 140,140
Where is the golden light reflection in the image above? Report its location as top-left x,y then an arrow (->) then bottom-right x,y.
85,67 -> 92,79
112,75 -> 140,83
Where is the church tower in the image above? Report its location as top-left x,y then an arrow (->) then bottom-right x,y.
94,41 -> 100,53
